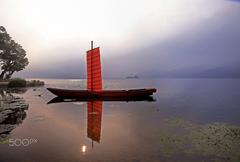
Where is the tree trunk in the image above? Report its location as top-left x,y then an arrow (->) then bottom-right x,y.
5,71 -> 14,80
0,71 -> 6,80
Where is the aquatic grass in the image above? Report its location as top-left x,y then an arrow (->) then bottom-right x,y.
162,117 -> 240,162
190,123 -> 240,162
164,118 -> 197,130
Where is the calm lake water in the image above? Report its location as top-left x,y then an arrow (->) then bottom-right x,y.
0,79 -> 240,162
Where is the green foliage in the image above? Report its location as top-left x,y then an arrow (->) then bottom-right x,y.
8,78 -> 27,87
27,80 -> 44,86
0,26 -> 29,80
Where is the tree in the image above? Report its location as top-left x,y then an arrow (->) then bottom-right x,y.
0,26 -> 28,80
0,26 -> 11,49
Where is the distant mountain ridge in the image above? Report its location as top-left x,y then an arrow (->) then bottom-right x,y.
138,66 -> 240,78
15,65 -> 240,79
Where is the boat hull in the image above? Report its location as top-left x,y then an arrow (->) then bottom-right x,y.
47,88 -> 157,99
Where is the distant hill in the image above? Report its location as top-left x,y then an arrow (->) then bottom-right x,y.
191,67 -> 240,78
138,66 -> 240,78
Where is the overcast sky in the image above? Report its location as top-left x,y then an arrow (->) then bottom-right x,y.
1,0 -> 240,78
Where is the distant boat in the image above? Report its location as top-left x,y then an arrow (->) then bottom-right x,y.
126,75 -> 139,79
47,41 -> 157,99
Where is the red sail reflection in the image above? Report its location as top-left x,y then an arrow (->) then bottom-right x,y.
87,101 -> 102,143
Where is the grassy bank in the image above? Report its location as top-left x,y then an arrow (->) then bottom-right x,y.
0,78 -> 44,88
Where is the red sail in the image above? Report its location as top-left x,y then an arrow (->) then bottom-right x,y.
86,47 -> 102,92
87,101 -> 102,143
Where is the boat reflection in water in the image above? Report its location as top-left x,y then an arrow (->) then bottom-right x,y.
48,96 -> 155,146
0,88 -> 29,141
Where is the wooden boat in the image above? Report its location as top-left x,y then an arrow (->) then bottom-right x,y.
47,88 -> 156,99
47,41 -> 157,99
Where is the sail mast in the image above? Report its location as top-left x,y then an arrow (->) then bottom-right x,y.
91,40 -> 94,148
91,41 -> 93,92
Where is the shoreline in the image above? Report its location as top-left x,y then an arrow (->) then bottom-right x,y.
0,79 -> 44,88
